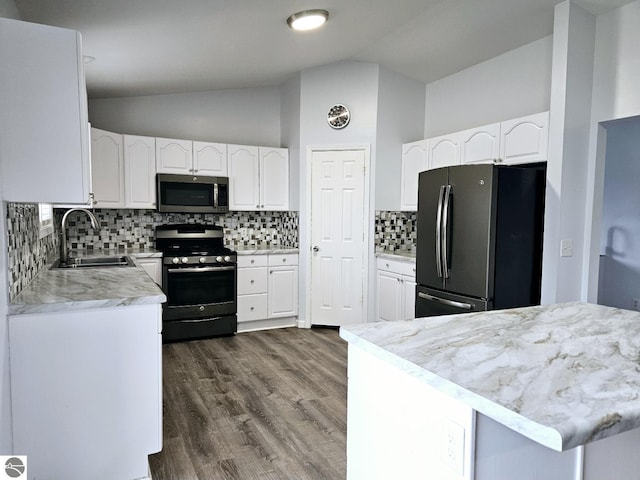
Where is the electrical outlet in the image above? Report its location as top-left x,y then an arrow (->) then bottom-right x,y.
441,418 -> 465,475
560,239 -> 573,257
632,298 -> 640,311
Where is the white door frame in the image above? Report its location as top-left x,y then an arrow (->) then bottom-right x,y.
301,145 -> 372,329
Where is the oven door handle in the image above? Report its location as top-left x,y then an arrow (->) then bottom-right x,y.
167,266 -> 236,273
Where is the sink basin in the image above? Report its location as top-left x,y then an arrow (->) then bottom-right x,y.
51,255 -> 135,269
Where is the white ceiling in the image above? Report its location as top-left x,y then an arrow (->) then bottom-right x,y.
13,0 -> 634,99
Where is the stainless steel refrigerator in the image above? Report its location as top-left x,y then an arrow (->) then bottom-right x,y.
415,163 -> 546,317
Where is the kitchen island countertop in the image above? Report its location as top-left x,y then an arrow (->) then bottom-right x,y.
340,302 -> 640,451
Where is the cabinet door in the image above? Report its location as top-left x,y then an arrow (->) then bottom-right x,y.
499,111 -> 549,165
0,19 -> 90,203
124,135 -> 156,209
460,123 -> 500,165
238,294 -> 268,322
193,141 -> 227,176
400,140 -> 429,211
135,257 -> 162,287
228,144 -> 260,211
268,265 -> 298,318
155,137 -> 193,174
91,128 -> 125,208
428,133 -> 461,169
376,270 -> 402,322
402,276 -> 416,321
259,147 -> 289,211
237,267 -> 268,295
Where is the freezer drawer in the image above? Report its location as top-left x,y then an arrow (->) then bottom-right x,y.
415,285 -> 491,318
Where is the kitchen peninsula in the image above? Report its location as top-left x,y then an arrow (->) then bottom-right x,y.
340,302 -> 640,480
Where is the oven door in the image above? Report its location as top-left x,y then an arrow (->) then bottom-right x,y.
163,264 -> 237,320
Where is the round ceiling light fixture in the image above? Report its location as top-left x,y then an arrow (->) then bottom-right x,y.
287,9 -> 329,31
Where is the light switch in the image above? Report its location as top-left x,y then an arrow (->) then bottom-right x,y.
560,239 -> 573,257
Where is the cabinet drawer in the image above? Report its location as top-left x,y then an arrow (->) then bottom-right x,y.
237,255 -> 268,268
401,261 -> 417,278
268,253 -> 298,266
376,258 -> 405,274
238,294 -> 268,322
237,267 -> 268,295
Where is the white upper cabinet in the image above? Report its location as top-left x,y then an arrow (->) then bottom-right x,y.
428,133 -> 461,169
228,144 -> 260,210
228,145 -> 289,211
124,135 -> 156,209
91,128 -> 125,208
193,141 -> 227,176
260,147 -> 289,211
0,18 -> 90,204
460,123 -> 501,165
499,111 -> 549,165
400,140 -> 429,211
155,138 -> 193,174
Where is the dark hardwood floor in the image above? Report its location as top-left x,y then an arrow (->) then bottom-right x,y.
149,327 -> 347,480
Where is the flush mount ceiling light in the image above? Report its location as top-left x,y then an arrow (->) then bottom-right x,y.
287,9 -> 329,31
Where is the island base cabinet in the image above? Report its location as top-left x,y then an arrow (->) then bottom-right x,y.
9,304 -> 162,480
346,344 -> 475,480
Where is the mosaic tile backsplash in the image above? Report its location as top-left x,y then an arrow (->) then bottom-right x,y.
375,210 -> 417,252
6,204 -> 298,299
6,203 -> 59,300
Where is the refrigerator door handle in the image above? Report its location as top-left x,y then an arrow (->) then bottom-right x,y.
435,185 -> 445,278
417,292 -> 472,310
441,184 -> 452,279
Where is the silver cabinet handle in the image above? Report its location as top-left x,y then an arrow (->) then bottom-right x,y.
441,184 -> 452,279
435,185 -> 445,278
418,292 -> 472,310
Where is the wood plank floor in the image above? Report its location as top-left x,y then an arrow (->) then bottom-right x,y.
149,327 -> 347,480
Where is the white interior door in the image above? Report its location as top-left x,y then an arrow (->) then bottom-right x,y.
310,149 -> 366,326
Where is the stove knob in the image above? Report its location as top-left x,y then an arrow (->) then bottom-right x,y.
181,257 -> 189,264
224,256 -> 231,262
199,257 -> 206,263
172,257 -> 180,264
216,256 -> 223,263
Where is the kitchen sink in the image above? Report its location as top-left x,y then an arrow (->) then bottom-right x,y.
51,255 -> 135,269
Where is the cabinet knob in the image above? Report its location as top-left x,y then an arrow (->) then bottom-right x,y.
256,205 -> 260,208
250,279 -> 254,284
282,258 -> 287,263
397,278 -> 401,283
251,259 -> 255,264
250,307 -> 254,311
270,270 -> 273,274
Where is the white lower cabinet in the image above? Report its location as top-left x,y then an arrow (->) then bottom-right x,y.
9,304 -> 162,480
376,257 -> 416,322
237,253 -> 298,332
133,256 -> 162,287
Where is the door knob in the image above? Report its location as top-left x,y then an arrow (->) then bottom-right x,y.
313,246 -> 320,253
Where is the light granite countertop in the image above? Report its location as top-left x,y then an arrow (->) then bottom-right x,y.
375,250 -> 416,261
340,302 -> 640,452
67,247 -> 162,258
9,257 -> 166,315
234,246 -> 299,255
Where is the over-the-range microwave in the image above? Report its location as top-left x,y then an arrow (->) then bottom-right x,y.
156,174 -> 229,213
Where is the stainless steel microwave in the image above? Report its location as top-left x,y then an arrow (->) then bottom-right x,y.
156,174 -> 229,213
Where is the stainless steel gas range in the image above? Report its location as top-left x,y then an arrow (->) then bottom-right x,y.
155,224 -> 237,342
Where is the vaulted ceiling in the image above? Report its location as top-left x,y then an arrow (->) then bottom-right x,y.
14,0 -> 634,99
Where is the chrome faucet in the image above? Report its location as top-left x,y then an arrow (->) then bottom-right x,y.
59,208 -> 99,265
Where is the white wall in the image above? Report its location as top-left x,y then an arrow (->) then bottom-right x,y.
280,74 -> 301,211
542,1 -> 596,304
297,61 -> 380,326
376,66 -> 425,211
424,36 -> 552,138
89,87 -> 282,146
597,117 -> 640,309
584,0 -> 640,301
0,0 -> 18,455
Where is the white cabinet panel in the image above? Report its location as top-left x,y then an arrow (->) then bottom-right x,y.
376,257 -> 416,322
156,137 -> 193,174
124,135 -> 156,209
228,144 -> 260,210
499,111 -> 549,165
237,267 -> 268,295
400,140 -> 429,211
268,266 -> 298,318
238,294 -> 268,322
377,270 -> 403,322
429,133 -> 461,169
460,123 -> 501,165
1,18 -> 90,204
91,128 -> 125,208
193,141 -> 227,176
237,255 -> 268,268
403,277 -> 416,321
135,257 -> 162,287
268,253 -> 298,266
260,147 -> 289,211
